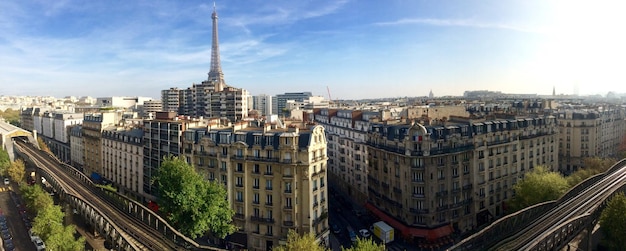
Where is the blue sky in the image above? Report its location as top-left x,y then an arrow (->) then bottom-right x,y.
1,0 -> 625,100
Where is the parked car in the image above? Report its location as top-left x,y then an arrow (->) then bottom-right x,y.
32,236 -> 46,251
332,224 -> 341,234
3,178 -> 9,185
359,229 -> 371,238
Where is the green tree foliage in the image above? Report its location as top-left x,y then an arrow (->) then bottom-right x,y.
0,148 -> 10,176
0,108 -> 20,126
37,137 -> 51,154
32,204 -> 65,240
21,184 -> 85,250
508,166 -> 569,211
153,156 -> 236,239
273,229 -> 328,251
45,225 -> 86,251
342,238 -> 386,251
6,159 -> 25,183
566,157 -> 617,187
600,192 -> 626,250
20,184 -> 53,214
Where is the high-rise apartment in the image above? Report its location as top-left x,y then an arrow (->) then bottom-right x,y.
274,92 -> 313,117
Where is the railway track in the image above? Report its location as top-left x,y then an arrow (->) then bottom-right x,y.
493,160 -> 626,250
15,140 -> 178,251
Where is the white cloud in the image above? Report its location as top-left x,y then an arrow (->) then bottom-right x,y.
374,18 -> 541,33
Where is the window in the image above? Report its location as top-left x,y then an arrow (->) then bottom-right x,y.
313,180 -> 318,191
266,165 -> 273,175
285,182 -> 292,193
253,164 -> 260,174
266,179 -> 273,190
285,197 -> 292,208
236,177 -> 243,187
266,194 -> 273,205
253,193 -> 260,204
236,191 -> 243,202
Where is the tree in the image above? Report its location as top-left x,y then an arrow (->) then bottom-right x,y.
6,159 -> 25,183
273,229 -> 328,251
153,156 -> 236,239
599,192 -> 626,250
32,204 -> 64,241
567,157 -> 618,187
507,166 -> 570,212
37,137 -> 51,154
45,225 -> 86,251
20,184 -> 53,214
0,148 -> 10,176
342,238 -> 386,251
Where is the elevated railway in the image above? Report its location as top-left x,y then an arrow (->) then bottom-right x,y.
450,159 -> 626,251
14,139 -> 223,250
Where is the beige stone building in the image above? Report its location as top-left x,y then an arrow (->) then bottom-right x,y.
365,116 -> 558,241
313,108 -> 376,204
557,107 -> 626,173
182,122 -> 329,250
102,127 -> 144,200
82,112 -> 124,178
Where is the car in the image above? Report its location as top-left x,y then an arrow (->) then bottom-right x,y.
29,229 -> 38,241
1,229 -> 11,241
347,226 -> 357,242
359,229 -> 371,238
4,239 -> 15,251
32,236 -> 46,251
3,178 -> 9,185
332,224 -> 341,234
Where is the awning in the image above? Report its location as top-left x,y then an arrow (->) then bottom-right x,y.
427,225 -> 454,240
365,203 -> 407,234
365,202 -> 454,241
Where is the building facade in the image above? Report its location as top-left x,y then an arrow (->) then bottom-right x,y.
252,94 -> 273,117
142,111 -> 209,199
274,92 -> 313,117
82,112 -> 123,178
365,116 -> 558,241
102,127 -> 145,199
182,123 -> 329,250
313,108 -> 374,204
69,125 -> 84,171
557,107 -> 626,173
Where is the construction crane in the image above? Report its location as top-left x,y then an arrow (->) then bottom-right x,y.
327,86 -> 333,105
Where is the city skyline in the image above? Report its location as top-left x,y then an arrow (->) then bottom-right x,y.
1,0 -> 625,100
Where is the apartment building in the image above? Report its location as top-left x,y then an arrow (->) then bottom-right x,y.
69,125 -> 84,171
365,116 -> 558,241
82,112 -> 124,178
142,111 -> 209,199
313,108 -> 376,204
102,127 -> 145,200
273,92 -> 313,116
182,122 -> 329,250
31,111 -> 83,163
557,107 -> 626,173
252,94 -> 273,117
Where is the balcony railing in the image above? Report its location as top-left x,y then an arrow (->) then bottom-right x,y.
250,216 -> 275,224
283,221 -> 294,227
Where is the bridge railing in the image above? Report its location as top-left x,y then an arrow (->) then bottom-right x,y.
449,201 -> 556,251
23,141 -> 225,251
19,148 -> 141,251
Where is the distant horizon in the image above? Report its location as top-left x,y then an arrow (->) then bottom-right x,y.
2,88 -> 624,102
2,1 -> 625,99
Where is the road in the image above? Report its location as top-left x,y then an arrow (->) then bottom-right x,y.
1,183 -> 37,251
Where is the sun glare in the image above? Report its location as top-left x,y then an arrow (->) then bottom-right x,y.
534,0 -> 626,94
